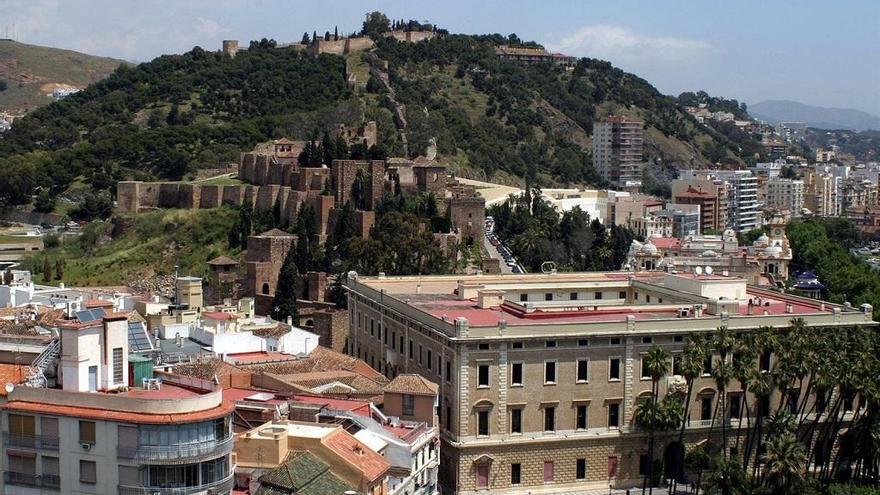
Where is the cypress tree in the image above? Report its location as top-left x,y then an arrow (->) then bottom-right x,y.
271,243 -> 300,324
334,26 -> 338,41
301,32 -> 310,44
312,30 -> 317,43
54,258 -> 64,280
239,197 -> 254,245
42,257 -> 52,282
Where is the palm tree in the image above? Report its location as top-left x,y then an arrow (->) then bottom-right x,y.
670,336 -> 705,494
642,345 -> 670,494
761,433 -> 806,494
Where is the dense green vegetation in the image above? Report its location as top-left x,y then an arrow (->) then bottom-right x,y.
805,128 -> 880,162
635,322 -> 879,494
489,187 -> 635,271
786,218 -> 880,318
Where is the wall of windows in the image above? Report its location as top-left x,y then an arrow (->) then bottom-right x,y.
138,418 -> 229,447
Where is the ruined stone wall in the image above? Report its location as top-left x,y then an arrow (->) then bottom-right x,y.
387,31 -> 436,43
414,165 -> 447,195
311,309 -> 347,353
244,233 -> 296,300
158,183 -> 181,208
330,160 -> 385,209
117,181 -> 141,213
449,196 -> 486,244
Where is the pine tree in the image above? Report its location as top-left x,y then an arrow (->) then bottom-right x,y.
301,32 -> 310,44
42,257 -> 52,282
54,258 -> 64,280
321,131 -> 334,164
271,243 -> 300,324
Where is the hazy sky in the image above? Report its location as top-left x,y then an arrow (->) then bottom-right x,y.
4,0 -> 879,114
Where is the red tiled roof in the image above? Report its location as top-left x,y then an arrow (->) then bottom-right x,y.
384,374 -> 438,396
83,299 -> 114,309
226,351 -> 297,364
323,429 -> 390,482
3,399 -> 235,424
202,311 -> 237,321
0,364 -> 28,395
291,395 -> 373,418
207,256 -> 239,266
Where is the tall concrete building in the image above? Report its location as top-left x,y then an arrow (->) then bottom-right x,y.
592,116 -> 645,189
0,312 -> 235,494
681,170 -> 758,232
345,271 -> 873,494
765,178 -> 805,217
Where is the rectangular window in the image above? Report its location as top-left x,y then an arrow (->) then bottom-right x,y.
595,291 -> 603,300
478,365 -> 490,387
399,335 -> 403,352
403,394 -> 415,416
641,356 -> 652,379
9,414 -> 36,436
641,336 -> 652,344
42,455 -> 59,478
446,361 -> 452,382
576,405 -> 588,430
478,343 -> 490,350
760,351 -> 772,372
576,458 -> 587,480
392,331 -> 396,349
703,355 -> 713,375
619,291 -> 627,299
419,345 -> 423,364
511,408 -> 523,434
545,340 -> 557,348
80,460 -> 97,484
520,293 -> 528,302
543,460 -> 554,482
646,295 -> 651,303
729,394 -> 742,419
672,354 -> 682,376
427,350 -> 433,370
409,340 -> 413,359
577,359 -> 589,382
701,397 -> 713,421
608,403 -> 620,428
610,337 -> 621,345
79,421 -> 96,444
639,454 -> 649,476
544,406 -> 556,431
674,335 -> 684,342
511,362 -> 523,386
511,463 -> 521,485
578,338 -> 589,347
570,292 -> 578,300
477,410 -> 489,436
609,358 -> 621,380
8,453 -> 36,476
112,347 -> 124,383
384,327 -> 388,345
545,293 -> 553,301
477,464 -> 489,489
544,361 -> 557,384
512,342 -> 523,349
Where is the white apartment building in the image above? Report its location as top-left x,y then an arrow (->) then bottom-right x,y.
765,178 -> 805,217
593,116 -> 645,189
712,170 -> 759,232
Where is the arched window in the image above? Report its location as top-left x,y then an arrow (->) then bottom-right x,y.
261,283 -> 270,295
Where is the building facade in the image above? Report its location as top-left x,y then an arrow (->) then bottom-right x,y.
765,178 -> 805,217
593,117 -> 645,189
345,270 -> 872,494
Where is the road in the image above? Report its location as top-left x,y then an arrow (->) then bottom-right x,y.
483,232 -> 514,274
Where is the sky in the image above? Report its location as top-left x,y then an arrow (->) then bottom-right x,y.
4,0 -> 879,114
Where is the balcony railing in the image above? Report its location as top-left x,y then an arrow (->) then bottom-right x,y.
4,471 -> 59,490
3,432 -> 60,450
117,472 -> 235,495
117,435 -> 233,465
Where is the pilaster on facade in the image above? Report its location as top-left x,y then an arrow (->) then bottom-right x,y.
497,343 -> 508,434
623,336 -> 635,426
458,346 -> 470,437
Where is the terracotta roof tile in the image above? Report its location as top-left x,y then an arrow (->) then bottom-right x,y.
323,429 -> 390,482
384,374 -> 438,396
207,255 -> 239,266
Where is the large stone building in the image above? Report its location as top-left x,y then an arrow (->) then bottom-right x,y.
765,178 -> 805,217
344,269 -> 870,493
592,116 -> 645,189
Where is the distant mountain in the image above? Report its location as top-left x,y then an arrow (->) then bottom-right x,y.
750,99 -> 880,131
0,40 -> 127,114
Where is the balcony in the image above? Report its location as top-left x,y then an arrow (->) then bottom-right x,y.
117,435 -> 233,465
117,472 -> 235,495
3,471 -> 60,490
3,432 -> 60,450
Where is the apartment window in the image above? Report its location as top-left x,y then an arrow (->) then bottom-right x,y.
520,293 -> 528,302
544,407 -> 556,431
80,460 -> 97,484
79,421 -> 96,445
478,343 -> 490,350
511,362 -> 523,386
427,350 -> 433,369
641,356 -> 652,379
9,414 -> 36,437
646,295 -> 651,303
578,338 -> 589,347
42,455 -> 59,480
392,331 -> 396,349
399,335 -> 403,352
641,336 -> 652,344
570,292 -> 578,300
608,403 -> 620,428
576,458 -> 587,480
511,408 -> 523,434
403,394 -> 415,416
512,342 -> 523,349
760,351 -> 772,372
545,340 -> 557,348
8,453 -> 35,477
511,463 -> 522,485
577,359 -> 589,382
595,291 -> 603,300
112,347 -> 124,383
610,337 -> 621,345
543,460 -> 555,482
619,291 -> 627,299
409,340 -> 413,359
419,345 -> 423,364
576,405 -> 588,430
609,358 -> 621,381
477,410 -> 489,436
384,327 -> 388,345
703,355 -> 713,375
674,335 -> 684,343
437,355 -> 442,375
545,293 -> 553,301
370,320 -> 374,336
729,394 -> 742,419
478,365 -> 490,387
446,361 -> 452,382
701,397 -> 713,421
544,361 -> 557,384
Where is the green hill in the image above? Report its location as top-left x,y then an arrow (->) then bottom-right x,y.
0,28 -> 762,212
0,40 -> 127,114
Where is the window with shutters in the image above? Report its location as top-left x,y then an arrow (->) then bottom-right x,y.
79,421 -> 96,444
113,347 -> 124,383
80,460 -> 97,484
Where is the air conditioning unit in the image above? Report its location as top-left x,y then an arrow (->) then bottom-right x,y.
81,442 -> 92,451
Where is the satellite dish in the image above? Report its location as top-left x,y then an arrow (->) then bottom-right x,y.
705,266 -> 714,275
5,383 -> 14,394
694,266 -> 703,276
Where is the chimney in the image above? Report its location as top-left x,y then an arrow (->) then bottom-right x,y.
176,333 -> 182,347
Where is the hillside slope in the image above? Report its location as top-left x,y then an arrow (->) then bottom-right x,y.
0,40 -> 126,114
750,99 -> 880,131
